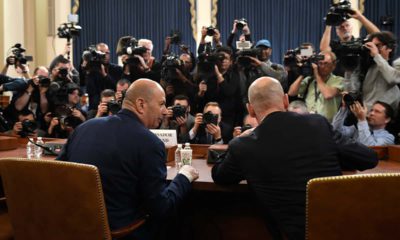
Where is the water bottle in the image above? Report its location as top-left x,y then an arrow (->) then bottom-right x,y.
26,138 -> 34,159
181,142 -> 193,166
34,137 -> 44,159
175,144 -> 182,170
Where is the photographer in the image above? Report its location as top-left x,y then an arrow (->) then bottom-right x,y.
189,102 -> 230,144
160,53 -> 196,107
320,5 -> 379,77
160,95 -> 194,143
283,42 -> 316,96
360,31 -> 400,113
197,26 -> 222,55
82,45 -> 117,110
6,109 -> 45,137
115,78 -> 130,103
87,89 -> 119,119
288,51 -> 344,122
45,85 -> 86,138
232,114 -> 258,138
226,19 -> 252,54
195,47 -> 244,134
332,100 -> 394,146
239,39 -> 287,103
49,44 -> 79,85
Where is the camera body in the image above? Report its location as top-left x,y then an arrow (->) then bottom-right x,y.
28,76 -> 51,88
325,0 -> 354,26
236,18 -> 248,30
172,105 -> 187,120
53,104 -> 82,129
343,92 -> 362,107
19,120 -> 38,137
203,111 -> 218,125
206,26 -> 216,36
107,100 -> 121,115
120,37 -> 148,67
336,38 -> 370,70
10,43 -> 33,65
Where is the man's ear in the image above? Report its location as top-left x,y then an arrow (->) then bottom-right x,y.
385,117 -> 391,124
135,98 -> 146,114
283,94 -> 289,110
247,103 -> 256,118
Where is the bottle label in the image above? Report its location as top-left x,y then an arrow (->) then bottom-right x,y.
181,149 -> 192,166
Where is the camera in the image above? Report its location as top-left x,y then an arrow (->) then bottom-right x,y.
203,111 -> 218,125
343,92 -> 362,107
118,37 -> 148,67
58,67 -> 69,79
336,38 -> 370,70
9,43 -> 33,65
236,48 -> 261,68
172,105 -> 187,120
107,100 -> 121,115
82,45 -> 106,70
241,124 -> 253,132
206,26 -> 216,36
197,51 -> 225,80
299,54 -> 325,77
57,23 -> 82,39
19,120 -> 38,137
325,0 -> 354,26
161,54 -> 184,82
28,76 -> 51,88
236,18 -> 248,30
54,104 -> 82,129
169,30 -> 181,45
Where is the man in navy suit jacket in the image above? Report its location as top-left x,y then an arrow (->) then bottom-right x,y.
212,77 -> 378,240
58,79 -> 199,239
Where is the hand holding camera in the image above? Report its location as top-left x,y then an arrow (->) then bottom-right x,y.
12,122 -> 23,135
363,41 -> 379,57
198,81 -> 207,97
349,101 -> 367,121
6,56 -> 16,66
96,102 -> 109,117
206,122 -> 221,140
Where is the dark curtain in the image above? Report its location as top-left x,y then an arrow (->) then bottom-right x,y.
216,0 -> 331,64
73,0 -> 196,66
363,0 -> 400,56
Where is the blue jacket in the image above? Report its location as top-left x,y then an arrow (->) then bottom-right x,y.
58,109 -> 192,238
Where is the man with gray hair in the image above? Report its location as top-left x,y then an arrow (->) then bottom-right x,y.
212,77 -> 377,239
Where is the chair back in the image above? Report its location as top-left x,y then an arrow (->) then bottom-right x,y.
306,173 -> 400,240
0,158 -> 111,240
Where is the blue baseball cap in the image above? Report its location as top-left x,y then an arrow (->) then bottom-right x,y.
255,39 -> 271,48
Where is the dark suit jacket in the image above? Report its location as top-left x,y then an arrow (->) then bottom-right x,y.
58,109 -> 192,238
212,111 -> 378,240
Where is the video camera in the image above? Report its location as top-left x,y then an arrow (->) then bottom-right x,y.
57,23 -> 82,40
283,48 -> 324,77
325,0 -> 354,26
236,48 -> 261,68
336,37 -> 370,70
118,37 -> 148,66
161,54 -> 184,82
82,45 -> 106,70
202,111 -> 218,125
9,43 -> 33,65
197,51 -> 225,81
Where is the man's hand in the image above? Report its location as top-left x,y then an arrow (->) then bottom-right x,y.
349,8 -> 362,20
96,102 -> 108,117
214,65 -> 224,84
178,165 -> 199,182
248,56 -> 262,67
231,20 -> 238,34
206,123 -> 221,140
242,23 -> 250,35
165,84 -> 175,96
233,126 -> 242,138
72,108 -> 85,121
193,113 -> 203,132
63,42 -> 71,56
201,26 -> 207,41
175,115 -> 187,127
6,56 -> 16,66
100,64 -> 107,77
175,68 -> 188,83
350,101 -> 368,121
364,41 -> 379,57
12,122 -> 22,135
311,63 -> 319,77
213,29 -> 221,46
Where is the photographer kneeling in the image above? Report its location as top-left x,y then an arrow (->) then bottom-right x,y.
6,109 -> 45,137
332,99 -> 394,146
189,102 -> 229,144
160,95 -> 194,143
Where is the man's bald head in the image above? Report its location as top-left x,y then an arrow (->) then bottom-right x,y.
122,79 -> 164,109
248,77 -> 286,114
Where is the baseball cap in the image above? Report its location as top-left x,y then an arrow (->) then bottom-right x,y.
255,39 -> 271,48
